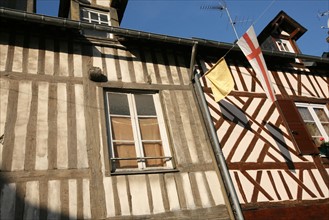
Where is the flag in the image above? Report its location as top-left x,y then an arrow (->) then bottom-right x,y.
205,58 -> 234,102
237,26 -> 276,102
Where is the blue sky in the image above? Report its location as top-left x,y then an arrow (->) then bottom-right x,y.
37,0 -> 329,56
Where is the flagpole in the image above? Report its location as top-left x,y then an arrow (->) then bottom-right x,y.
193,70 -> 245,220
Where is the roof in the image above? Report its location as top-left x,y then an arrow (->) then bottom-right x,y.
0,7 -> 328,65
258,10 -> 307,44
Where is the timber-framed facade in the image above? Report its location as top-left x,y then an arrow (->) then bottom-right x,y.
0,1 -> 328,220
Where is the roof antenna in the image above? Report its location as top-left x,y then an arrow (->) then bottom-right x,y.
201,0 -> 252,40
318,10 -> 329,29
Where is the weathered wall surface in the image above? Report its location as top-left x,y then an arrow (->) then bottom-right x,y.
200,58 -> 329,211
0,28 -> 230,219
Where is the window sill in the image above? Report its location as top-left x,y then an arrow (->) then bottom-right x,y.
108,168 -> 179,176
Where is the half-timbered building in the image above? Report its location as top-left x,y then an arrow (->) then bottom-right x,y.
0,0 -> 233,219
0,1 -> 328,220
198,11 -> 329,220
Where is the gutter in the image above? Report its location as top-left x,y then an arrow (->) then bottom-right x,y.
1,7 -> 329,64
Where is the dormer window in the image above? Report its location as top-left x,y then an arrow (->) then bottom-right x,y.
276,39 -> 294,53
81,8 -> 110,25
80,7 -> 112,38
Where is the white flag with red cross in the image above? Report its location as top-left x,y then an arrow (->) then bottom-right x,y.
237,26 -> 276,102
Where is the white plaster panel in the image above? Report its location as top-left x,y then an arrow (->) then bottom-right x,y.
177,56 -> 189,85
155,51 -> 169,84
103,177 -> 115,217
164,174 -> 180,211
68,179 -> 78,219
12,81 -> 32,171
12,35 -> 24,73
148,174 -> 165,214
73,44 -> 83,77
93,46 -> 103,72
131,50 -> 144,83
0,32 -> 9,71
144,50 -> 156,84
181,172 -> 196,209
45,39 -> 54,75
128,175 -> 150,215
116,176 -> 131,216
57,83 -> 68,169
0,79 -> 9,169
47,180 -> 61,219
176,91 -> 199,164
24,181 -> 39,219
117,49 -> 130,82
227,125 -> 246,162
195,172 -> 211,208
168,52 -> 180,85
0,183 -> 16,219
205,171 -> 225,205
59,41 -> 69,76
27,37 -> 38,74
35,82 -> 49,170
75,85 -> 88,168
104,47 -> 118,81
83,179 -> 91,219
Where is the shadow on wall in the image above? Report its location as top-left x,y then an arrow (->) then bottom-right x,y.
0,173 -> 70,219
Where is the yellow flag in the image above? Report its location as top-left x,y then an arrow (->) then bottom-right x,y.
205,58 -> 234,102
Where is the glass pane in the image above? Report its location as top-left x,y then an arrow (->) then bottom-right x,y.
113,143 -> 138,168
314,108 -> 329,122
297,107 -> 313,121
108,93 -> 130,115
322,123 -> 329,134
90,12 -> 98,20
81,10 -> 89,19
100,14 -> 108,22
143,143 -> 165,167
111,117 -> 134,140
305,122 -> 321,136
139,118 -> 161,140
135,94 -> 156,115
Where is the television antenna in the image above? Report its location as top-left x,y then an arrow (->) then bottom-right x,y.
201,0 -> 253,40
318,10 -> 329,29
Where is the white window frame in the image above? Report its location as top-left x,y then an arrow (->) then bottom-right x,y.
105,91 -> 173,173
81,8 -> 110,25
296,103 -> 329,142
276,39 -> 294,53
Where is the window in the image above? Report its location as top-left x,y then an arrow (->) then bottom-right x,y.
105,91 -> 173,173
80,8 -> 111,38
276,99 -> 318,155
276,39 -> 294,53
296,103 -> 329,147
81,8 -> 109,25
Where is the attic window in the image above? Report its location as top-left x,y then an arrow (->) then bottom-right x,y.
80,7 -> 112,38
276,39 -> 293,52
80,8 -> 110,25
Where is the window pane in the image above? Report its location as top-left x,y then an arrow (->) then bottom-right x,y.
314,108 -> 329,122
297,107 -> 313,121
143,143 -> 165,167
100,14 -> 108,22
90,12 -> 98,20
111,117 -> 134,140
108,93 -> 130,115
139,118 -> 161,140
322,123 -> 329,134
113,143 -> 138,168
135,94 -> 156,115
81,10 -> 89,19
305,122 -> 321,136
